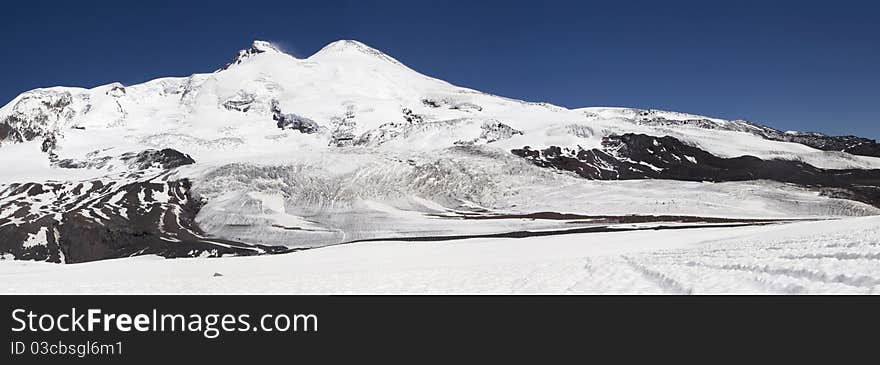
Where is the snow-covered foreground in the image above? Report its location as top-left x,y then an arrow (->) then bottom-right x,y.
2,216 -> 878,294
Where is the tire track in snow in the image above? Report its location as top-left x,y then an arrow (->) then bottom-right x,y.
623,256 -> 693,294
779,252 -> 880,261
749,276 -> 810,294
564,258 -> 596,292
683,261 -> 880,289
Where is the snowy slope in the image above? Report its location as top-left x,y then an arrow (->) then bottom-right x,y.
1,39 -> 880,264
2,216 -> 878,294
3,40 -> 878,171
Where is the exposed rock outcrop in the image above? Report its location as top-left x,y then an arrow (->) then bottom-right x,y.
513,133 -> 880,208
271,100 -> 319,134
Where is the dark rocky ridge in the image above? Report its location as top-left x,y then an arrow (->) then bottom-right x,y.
52,148 -> 196,171
271,100 -> 319,134
637,116 -> 880,158
222,91 -> 257,112
1,113 -> 51,144
0,122 -> 14,141
770,133 -> 880,157
430,211 -> 800,224
512,133 -> 880,208
0,178 -> 288,263
0,92 -> 73,146
217,41 -> 280,71
0,149 -> 288,263
421,98 -> 483,112
120,148 -> 196,170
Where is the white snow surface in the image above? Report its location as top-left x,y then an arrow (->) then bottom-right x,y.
21,227 -> 49,248
2,216 -> 878,294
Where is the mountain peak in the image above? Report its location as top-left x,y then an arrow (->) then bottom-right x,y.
249,40 -> 284,54
319,39 -> 372,51
217,40 -> 289,72
309,39 -> 404,66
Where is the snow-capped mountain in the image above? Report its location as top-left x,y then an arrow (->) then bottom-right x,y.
2,40 -> 880,264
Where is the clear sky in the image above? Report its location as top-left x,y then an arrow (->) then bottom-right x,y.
2,0 -> 878,138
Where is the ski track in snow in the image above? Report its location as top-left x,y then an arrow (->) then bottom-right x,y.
1,216 -> 878,294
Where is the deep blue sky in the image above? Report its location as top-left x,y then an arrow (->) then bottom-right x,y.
2,0 -> 878,138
